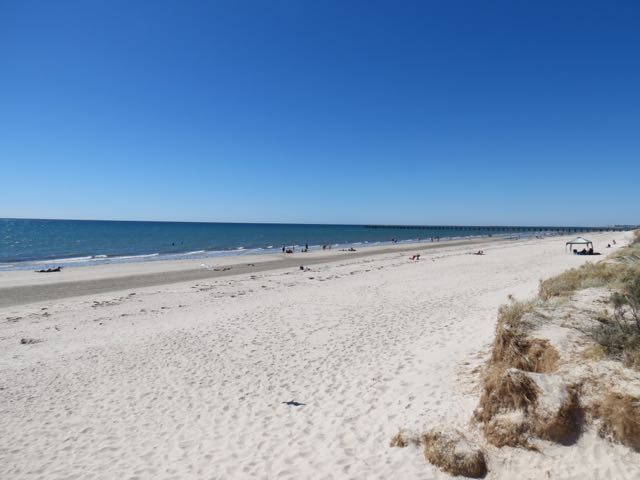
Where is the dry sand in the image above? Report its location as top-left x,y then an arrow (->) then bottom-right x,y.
1,232 -> 638,479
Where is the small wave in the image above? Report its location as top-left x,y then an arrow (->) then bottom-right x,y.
112,253 -> 160,260
184,250 -> 206,255
34,256 -> 93,264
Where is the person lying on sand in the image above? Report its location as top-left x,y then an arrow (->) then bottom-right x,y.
36,266 -> 63,273
473,250 -> 484,255
410,254 -> 420,261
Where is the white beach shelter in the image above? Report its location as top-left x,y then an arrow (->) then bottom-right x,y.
565,236 -> 593,252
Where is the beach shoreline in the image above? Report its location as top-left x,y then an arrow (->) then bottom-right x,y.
1,231 -> 636,479
2,234 -> 519,308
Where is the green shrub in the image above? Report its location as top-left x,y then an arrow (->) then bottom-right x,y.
610,271 -> 640,330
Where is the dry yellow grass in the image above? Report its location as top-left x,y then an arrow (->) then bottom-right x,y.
590,392 -> 640,452
389,429 -> 413,448
422,431 -> 487,478
535,386 -> 582,445
581,344 -> 606,361
538,262 -> 620,300
396,232 -> 640,463
475,367 -> 538,448
476,373 -> 583,448
490,301 -> 559,373
482,415 -> 531,449
475,368 -> 538,423
470,233 -> 640,454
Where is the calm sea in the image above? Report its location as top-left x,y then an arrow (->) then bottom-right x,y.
0,218 -> 570,270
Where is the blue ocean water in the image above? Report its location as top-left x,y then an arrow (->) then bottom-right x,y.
0,218 -> 581,270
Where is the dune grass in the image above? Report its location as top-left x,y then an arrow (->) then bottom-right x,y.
590,392 -> 640,452
490,301 -> 559,373
536,231 -> 640,371
473,235 -> 640,450
538,262 -> 622,300
587,259 -> 640,370
591,322 -> 640,370
422,431 -> 487,478
539,231 -> 640,301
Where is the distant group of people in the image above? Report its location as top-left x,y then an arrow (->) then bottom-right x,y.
573,247 -> 599,256
282,243 -> 310,254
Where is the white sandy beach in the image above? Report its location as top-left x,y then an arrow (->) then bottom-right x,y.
1,232 -> 639,479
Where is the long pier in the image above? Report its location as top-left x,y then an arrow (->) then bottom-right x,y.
363,225 -> 635,233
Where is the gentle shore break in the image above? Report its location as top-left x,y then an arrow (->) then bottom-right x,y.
1,236 -> 503,308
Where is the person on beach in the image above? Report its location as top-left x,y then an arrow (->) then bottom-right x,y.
36,266 -> 63,273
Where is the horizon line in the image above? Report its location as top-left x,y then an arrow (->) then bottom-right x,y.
1,217 -> 637,229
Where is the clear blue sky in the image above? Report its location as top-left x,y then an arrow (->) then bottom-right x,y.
1,0 -> 638,226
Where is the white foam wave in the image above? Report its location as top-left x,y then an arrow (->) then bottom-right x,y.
112,253 -> 160,260
34,256 -> 93,264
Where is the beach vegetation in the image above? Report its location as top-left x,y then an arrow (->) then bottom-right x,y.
393,232 -> 640,469
590,318 -> 640,370
585,261 -> 640,369
538,262 -> 621,300
421,431 -> 487,478
590,392 -> 640,452
474,366 -> 582,449
389,429 -> 415,448
475,368 -> 538,425
535,385 -> 583,445
490,301 -> 559,373
581,344 -> 606,361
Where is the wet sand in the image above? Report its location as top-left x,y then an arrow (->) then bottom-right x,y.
0,236 -> 502,307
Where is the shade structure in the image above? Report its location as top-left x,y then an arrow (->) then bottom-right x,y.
566,237 -> 593,252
